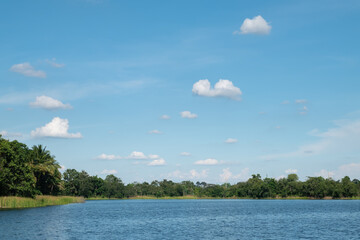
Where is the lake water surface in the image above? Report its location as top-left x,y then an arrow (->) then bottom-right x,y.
1,199 -> 360,239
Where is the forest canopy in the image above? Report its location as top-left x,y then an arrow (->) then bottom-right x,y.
0,136 -> 359,199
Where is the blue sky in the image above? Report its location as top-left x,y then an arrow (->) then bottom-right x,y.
1,0 -> 360,183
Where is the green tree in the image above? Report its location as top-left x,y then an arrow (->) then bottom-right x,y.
0,137 -> 36,197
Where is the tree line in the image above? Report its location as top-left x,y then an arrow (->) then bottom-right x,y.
1,136 -> 359,199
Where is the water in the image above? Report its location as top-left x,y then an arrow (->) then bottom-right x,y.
1,199 -> 360,239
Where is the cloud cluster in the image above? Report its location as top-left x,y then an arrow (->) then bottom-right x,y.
234,15 -> 271,35
220,168 -> 250,182
148,158 -> 166,166
181,111 -> 198,119
96,151 -> 166,166
192,79 -> 242,100
194,158 -> 219,165
10,63 -> 46,78
30,117 -> 82,138
30,96 -> 72,110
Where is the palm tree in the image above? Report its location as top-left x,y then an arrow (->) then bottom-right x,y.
30,145 -> 61,195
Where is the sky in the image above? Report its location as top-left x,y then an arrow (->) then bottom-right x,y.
1,0 -> 360,183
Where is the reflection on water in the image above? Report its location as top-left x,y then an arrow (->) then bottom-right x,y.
1,199 -> 360,239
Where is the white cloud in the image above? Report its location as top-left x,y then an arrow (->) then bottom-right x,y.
315,163 -> 360,180
30,96 -> 72,110
180,152 -> 191,156
194,158 -> 219,165
30,117 -> 82,138
0,130 -> 22,138
276,175 -> 286,180
295,99 -> 307,104
101,169 -> 118,175
45,58 -> 65,68
96,154 -> 122,160
128,151 -> 147,159
192,79 -> 242,100
96,151 -> 162,161
315,169 -> 335,179
285,169 -> 298,174
181,111 -> 198,119
161,115 -> 170,119
148,158 -> 166,166
335,163 -> 360,179
190,169 -> 208,179
260,119 -> 360,161
282,100 -> 290,104
149,129 -> 161,134
225,138 -> 238,143
220,168 -> 250,182
234,15 -> 271,35
10,62 -> 46,78
168,169 -> 208,180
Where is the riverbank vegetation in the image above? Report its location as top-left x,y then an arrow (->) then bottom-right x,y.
1,136 -> 360,202
0,196 -> 84,209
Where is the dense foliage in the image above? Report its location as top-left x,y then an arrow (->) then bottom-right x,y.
1,136 -> 359,199
0,137 -> 61,197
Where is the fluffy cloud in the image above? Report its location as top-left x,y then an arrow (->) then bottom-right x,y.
149,129 -> 161,134
285,169 -> 298,174
30,96 -> 72,110
10,62 -> 46,78
161,115 -> 170,120
220,168 -> 250,182
148,158 -> 166,166
194,158 -> 219,165
234,15 -> 271,35
225,138 -> 238,143
180,152 -> 191,156
128,151 -> 147,159
181,111 -> 198,119
45,58 -> 65,68
192,79 -> 242,100
101,169 -> 118,175
30,117 -> 82,138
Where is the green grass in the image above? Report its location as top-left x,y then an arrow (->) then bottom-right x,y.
0,196 -> 85,209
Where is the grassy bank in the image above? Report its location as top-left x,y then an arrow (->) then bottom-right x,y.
0,196 -> 85,209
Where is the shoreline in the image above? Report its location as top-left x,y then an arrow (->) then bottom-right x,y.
86,195 -> 360,200
0,196 -> 85,209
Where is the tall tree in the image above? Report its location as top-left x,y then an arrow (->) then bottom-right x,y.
30,145 -> 62,195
